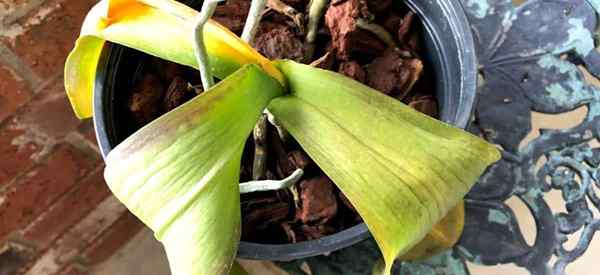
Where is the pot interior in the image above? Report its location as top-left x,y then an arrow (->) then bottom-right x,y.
93,0 -> 477,261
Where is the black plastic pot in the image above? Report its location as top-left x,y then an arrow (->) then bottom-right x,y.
93,0 -> 477,262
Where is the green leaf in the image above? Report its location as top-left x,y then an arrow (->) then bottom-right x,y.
269,60 -> 500,274
65,0 -> 283,118
104,64 -> 284,275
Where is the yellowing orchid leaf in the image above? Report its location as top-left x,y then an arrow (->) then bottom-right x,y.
399,202 -> 465,261
65,0 -> 283,118
268,60 -> 500,274
64,36 -> 105,118
104,65 -> 284,275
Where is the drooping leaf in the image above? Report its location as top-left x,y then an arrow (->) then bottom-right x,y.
268,60 -> 500,274
64,36 -> 105,118
399,203 -> 464,261
65,0 -> 283,118
230,261 -> 250,275
104,65 -> 284,275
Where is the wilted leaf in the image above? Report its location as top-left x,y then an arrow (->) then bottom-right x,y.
399,203 -> 465,261
104,65 -> 284,275
64,36 -> 105,119
269,60 -> 500,274
65,0 -> 283,118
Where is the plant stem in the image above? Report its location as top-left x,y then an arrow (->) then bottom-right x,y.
193,0 -> 222,89
266,110 -> 289,142
309,51 -> 331,67
305,0 -> 330,61
267,0 -> 305,33
243,0 -> 271,181
240,168 -> 304,193
252,114 -> 268,180
355,18 -> 397,49
242,0 -> 267,44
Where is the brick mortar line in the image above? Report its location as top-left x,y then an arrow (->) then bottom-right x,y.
22,196 -> 127,275
0,133 -> 102,196
1,0 -> 48,26
1,165 -> 108,275
32,72 -> 62,95
0,128 -> 60,196
20,165 -> 106,245
0,142 -> 58,194
0,75 -> 101,196
0,71 -> 62,127
0,44 -> 42,87
64,132 -> 101,157
78,210 -> 140,265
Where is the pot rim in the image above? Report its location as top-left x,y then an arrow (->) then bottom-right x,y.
93,0 -> 477,261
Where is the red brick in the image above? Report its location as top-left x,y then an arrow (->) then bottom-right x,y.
56,264 -> 88,275
0,121 -> 42,186
83,212 -> 144,265
23,168 -> 111,250
0,65 -> 32,123
77,121 -> 97,147
22,196 -> 128,275
2,0 -> 98,78
17,79 -> 82,140
0,144 -> 97,241
54,197 -> 128,260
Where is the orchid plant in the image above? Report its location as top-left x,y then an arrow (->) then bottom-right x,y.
64,0 -> 500,274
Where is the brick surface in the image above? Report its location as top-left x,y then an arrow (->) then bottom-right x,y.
23,196 -> 128,275
83,211 -> 144,265
54,197 -> 129,262
56,264 -> 89,275
23,167 -> 111,250
17,78 -> 82,140
77,121 -> 98,148
0,121 -> 42,186
0,0 -> 145,273
0,65 -> 31,123
0,144 -> 97,241
1,0 -> 98,78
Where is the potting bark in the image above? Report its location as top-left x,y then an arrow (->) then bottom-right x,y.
122,0 -> 439,244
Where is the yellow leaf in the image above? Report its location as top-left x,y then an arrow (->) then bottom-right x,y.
65,0 -> 283,119
104,65 -> 284,275
269,61 -> 500,274
64,36 -> 105,118
400,202 -> 465,261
